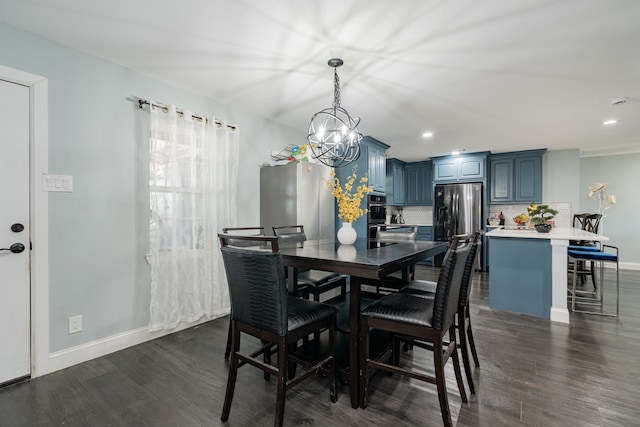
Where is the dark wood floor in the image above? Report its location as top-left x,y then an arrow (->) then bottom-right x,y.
1,268 -> 639,426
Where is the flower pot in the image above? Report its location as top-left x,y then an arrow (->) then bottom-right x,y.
534,223 -> 552,233
337,222 -> 357,245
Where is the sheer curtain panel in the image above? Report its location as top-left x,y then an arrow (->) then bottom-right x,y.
148,102 -> 238,331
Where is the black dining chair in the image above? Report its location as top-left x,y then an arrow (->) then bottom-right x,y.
221,226 -> 310,360
359,238 -> 468,427
272,225 -> 347,301
366,224 -> 419,294
218,233 -> 338,427
398,231 -> 482,394
567,213 -> 602,289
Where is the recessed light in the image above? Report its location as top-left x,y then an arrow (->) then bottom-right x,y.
422,132 -> 434,138
602,119 -> 618,125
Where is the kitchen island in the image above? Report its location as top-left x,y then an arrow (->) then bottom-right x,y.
486,227 -> 608,323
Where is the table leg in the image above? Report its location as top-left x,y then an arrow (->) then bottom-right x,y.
349,276 -> 361,409
287,266 -> 298,295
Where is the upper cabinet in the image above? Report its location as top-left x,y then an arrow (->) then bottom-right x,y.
432,153 -> 488,182
336,136 -> 388,195
386,158 -> 406,205
405,161 -> 433,205
385,159 -> 433,206
366,137 -> 388,193
489,149 -> 545,204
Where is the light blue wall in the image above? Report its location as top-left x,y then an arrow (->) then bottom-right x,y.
544,149 -> 639,265
0,22 -> 305,352
580,153 -> 640,265
543,149 -> 580,211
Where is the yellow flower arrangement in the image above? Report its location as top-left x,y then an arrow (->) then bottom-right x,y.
327,168 -> 373,223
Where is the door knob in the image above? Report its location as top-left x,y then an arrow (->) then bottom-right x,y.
11,223 -> 25,232
0,243 -> 25,254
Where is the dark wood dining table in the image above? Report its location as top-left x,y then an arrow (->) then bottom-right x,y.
278,237 -> 449,408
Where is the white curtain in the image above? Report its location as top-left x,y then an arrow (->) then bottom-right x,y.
148,102 -> 239,331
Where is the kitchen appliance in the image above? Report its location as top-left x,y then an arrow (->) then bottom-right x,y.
367,194 -> 387,238
433,182 -> 483,266
260,162 -> 335,239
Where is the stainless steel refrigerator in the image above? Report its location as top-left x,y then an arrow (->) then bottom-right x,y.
433,182 -> 483,266
260,162 -> 335,239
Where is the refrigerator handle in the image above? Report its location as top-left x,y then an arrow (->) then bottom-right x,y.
452,192 -> 458,237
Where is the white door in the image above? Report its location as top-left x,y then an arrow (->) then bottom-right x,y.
0,78 -> 31,384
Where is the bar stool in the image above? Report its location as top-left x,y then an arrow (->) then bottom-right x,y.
567,244 -> 619,317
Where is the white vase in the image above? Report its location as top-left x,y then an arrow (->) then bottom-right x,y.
337,222 -> 357,245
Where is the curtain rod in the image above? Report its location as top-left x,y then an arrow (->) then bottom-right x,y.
137,99 -> 237,131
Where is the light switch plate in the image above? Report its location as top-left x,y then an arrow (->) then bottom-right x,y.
43,174 -> 73,192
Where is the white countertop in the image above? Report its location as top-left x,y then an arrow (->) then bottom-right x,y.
486,226 -> 608,241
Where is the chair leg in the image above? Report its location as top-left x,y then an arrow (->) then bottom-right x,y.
221,323 -> 240,422
466,315 -> 481,368
224,316 -> 232,360
433,333 -> 453,427
450,325 -> 468,403
458,311 -> 476,394
275,339 -> 287,427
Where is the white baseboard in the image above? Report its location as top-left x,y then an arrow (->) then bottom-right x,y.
37,312 -> 229,377
619,262 -> 640,271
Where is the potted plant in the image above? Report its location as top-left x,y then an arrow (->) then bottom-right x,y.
527,202 -> 558,233
327,168 -> 372,244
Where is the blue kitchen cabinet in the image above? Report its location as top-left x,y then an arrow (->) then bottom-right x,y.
405,161 -> 433,205
386,158 -> 406,205
366,137 -> 388,194
432,153 -> 488,182
489,150 -> 544,204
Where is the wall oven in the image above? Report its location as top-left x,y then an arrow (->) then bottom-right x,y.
367,194 -> 387,223
367,194 -> 387,239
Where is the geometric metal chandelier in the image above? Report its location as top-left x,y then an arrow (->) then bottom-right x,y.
307,58 -> 363,167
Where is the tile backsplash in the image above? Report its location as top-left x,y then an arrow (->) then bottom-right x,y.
387,205 -> 433,226
384,202 -> 572,228
488,202 -> 572,227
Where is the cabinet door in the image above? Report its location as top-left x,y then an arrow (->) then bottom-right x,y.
420,162 -> 433,205
490,158 -> 514,203
386,160 -> 405,205
459,156 -> 485,180
433,159 -> 457,181
405,165 -> 421,205
514,156 -> 542,202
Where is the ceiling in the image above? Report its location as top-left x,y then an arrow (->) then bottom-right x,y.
1,0 -> 639,162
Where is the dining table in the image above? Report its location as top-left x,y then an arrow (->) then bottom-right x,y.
278,237 -> 449,408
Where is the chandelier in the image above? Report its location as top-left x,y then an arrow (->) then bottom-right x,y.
307,58 -> 362,167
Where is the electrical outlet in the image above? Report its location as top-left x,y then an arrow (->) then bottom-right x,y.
68,315 -> 82,334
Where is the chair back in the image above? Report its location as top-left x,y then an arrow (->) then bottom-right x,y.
432,237 -> 472,331
375,225 -> 418,243
219,234 -> 288,336
221,226 -> 266,247
572,213 -> 588,229
273,225 -> 307,246
458,232 -> 482,308
583,214 -> 601,234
